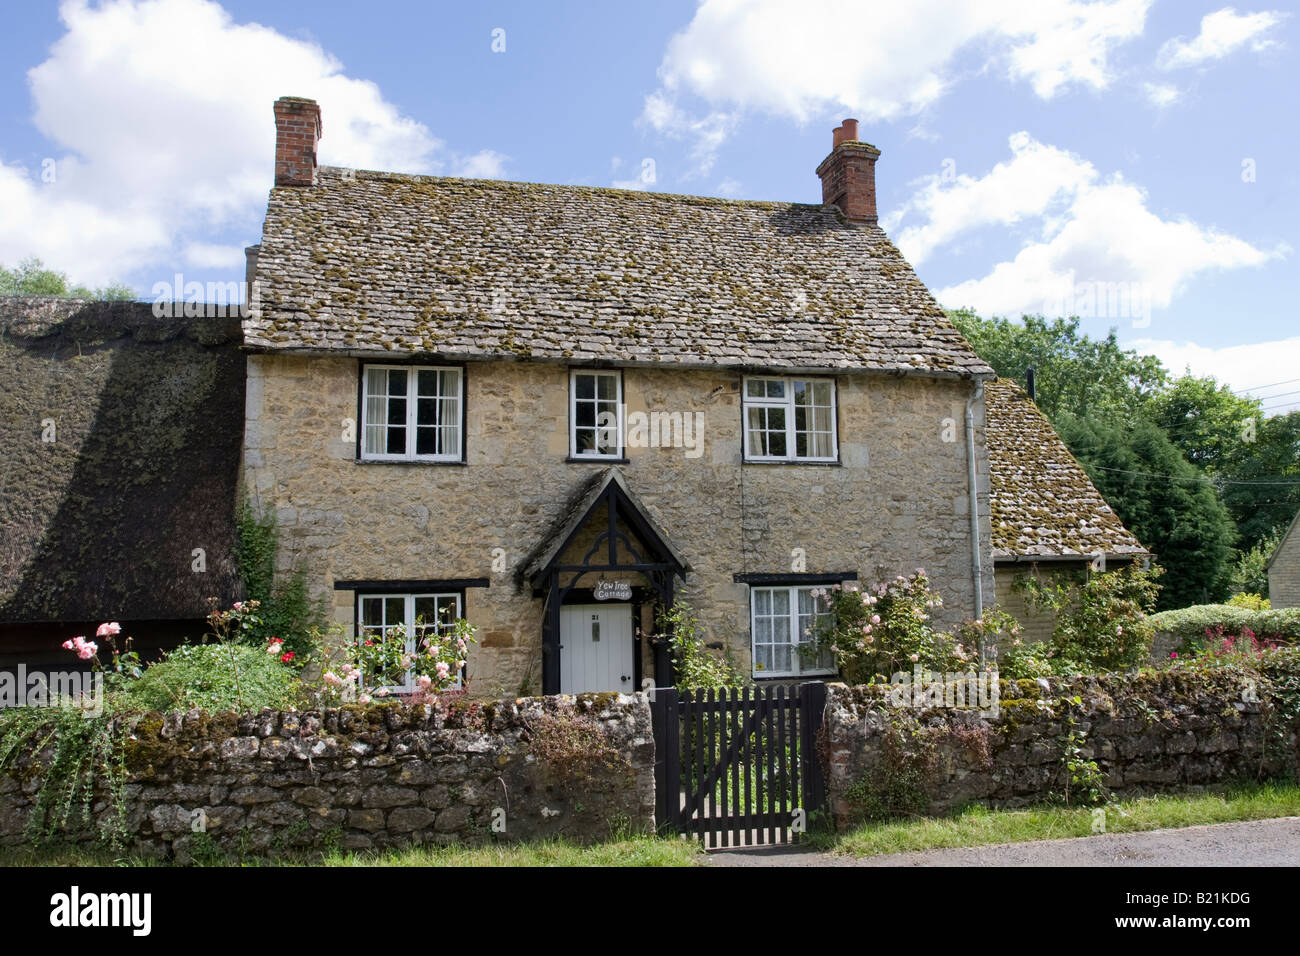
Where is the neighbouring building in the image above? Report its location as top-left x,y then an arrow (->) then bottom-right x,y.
0,298 -> 243,665
1267,509 -> 1300,608
984,377 -> 1148,643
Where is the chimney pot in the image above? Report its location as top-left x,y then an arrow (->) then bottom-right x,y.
274,96 -> 322,187
815,120 -> 881,225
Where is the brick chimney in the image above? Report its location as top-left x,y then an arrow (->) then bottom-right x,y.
815,118 -> 881,224
274,96 -> 322,187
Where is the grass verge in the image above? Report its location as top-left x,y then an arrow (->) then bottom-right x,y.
0,834 -> 702,868
810,781 -> 1300,857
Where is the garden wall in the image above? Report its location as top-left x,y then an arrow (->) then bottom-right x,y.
0,692 -> 655,860
823,669 -> 1300,827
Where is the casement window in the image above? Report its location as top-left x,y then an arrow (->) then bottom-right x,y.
361,365 -> 463,461
750,585 -> 836,678
742,376 -> 837,462
357,592 -> 463,692
570,369 -> 623,459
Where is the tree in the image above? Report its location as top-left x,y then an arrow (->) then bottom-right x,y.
0,256 -> 134,300
949,310 -> 1166,421
1056,412 -> 1236,609
1145,375 -> 1262,474
1219,410 -> 1300,552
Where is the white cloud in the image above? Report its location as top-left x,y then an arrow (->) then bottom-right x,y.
2,0 -> 499,287
1157,7 -> 1285,69
639,90 -> 738,178
885,132 -> 1097,266
916,133 -> 1282,318
715,177 -> 743,197
1129,336 -> 1300,413
1143,81 -> 1181,106
182,242 -> 247,269
642,0 -> 1151,167
453,150 -> 509,180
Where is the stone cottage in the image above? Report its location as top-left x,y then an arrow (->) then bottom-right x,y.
1267,509 -> 1300,608
243,98 -> 1002,699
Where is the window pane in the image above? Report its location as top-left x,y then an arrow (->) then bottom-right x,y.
387,369 -> 408,396
576,401 -> 596,427
575,374 -> 595,400
766,380 -> 785,398
597,374 -> 617,401
385,423 -> 406,455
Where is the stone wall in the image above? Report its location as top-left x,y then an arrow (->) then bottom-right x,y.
244,355 -> 991,694
0,693 -> 655,860
823,671 -> 1299,826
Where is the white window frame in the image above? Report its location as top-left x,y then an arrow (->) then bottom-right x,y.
742,375 -> 838,463
360,364 -> 463,462
569,369 -> 624,459
749,585 -> 836,679
357,591 -> 463,693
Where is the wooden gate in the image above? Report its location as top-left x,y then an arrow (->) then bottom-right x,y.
650,683 -> 827,848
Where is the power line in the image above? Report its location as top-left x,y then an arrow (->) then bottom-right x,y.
1087,464 -> 1300,486
1232,377 -> 1300,395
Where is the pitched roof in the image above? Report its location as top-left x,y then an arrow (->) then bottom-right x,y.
985,377 -> 1147,560
245,167 -> 995,378
1265,508 -> 1300,571
0,297 -> 244,624
520,467 -> 690,588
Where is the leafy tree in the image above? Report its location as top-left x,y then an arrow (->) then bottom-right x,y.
1056,412 -> 1236,609
949,310 -> 1166,420
0,256 -> 134,300
1146,375 -> 1263,474
1219,411 -> 1300,553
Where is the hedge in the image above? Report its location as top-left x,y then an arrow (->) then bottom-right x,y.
1149,604 -> 1300,644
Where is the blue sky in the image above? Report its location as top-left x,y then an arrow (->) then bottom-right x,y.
2,0 -> 1297,410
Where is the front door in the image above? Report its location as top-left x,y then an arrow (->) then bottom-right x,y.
559,603 -> 634,694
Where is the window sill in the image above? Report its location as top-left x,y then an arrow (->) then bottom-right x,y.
743,458 -> 842,466
566,455 -> 630,464
356,458 -> 467,466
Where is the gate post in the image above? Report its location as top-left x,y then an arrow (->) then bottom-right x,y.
650,687 -> 680,833
798,681 -> 828,821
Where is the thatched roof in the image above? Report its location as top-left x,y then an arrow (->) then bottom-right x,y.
245,167 -> 994,379
0,297 -> 244,623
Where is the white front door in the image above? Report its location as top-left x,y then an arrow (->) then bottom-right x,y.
560,603 -> 634,694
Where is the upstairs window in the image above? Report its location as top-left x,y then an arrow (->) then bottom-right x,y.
361,365 -> 463,462
743,376 -> 837,462
570,369 -> 623,459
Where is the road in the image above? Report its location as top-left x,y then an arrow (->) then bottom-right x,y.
706,816 -> 1300,866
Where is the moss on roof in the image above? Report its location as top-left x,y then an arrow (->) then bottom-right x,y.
986,378 -> 1147,559
0,297 -> 244,623
246,167 -> 995,377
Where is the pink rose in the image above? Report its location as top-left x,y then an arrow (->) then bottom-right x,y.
62,639 -> 75,650
96,622 -> 122,638
77,642 -> 98,660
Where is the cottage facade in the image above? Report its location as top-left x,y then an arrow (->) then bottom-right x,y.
242,99 -> 998,697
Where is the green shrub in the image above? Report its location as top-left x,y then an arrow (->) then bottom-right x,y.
1227,592 -> 1270,611
234,499 -> 327,659
1149,604 -> 1300,645
120,643 -> 297,713
656,600 -> 746,689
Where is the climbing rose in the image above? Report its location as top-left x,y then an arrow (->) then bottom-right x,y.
61,639 -> 75,650
280,651 -> 295,663
96,622 -> 122,637
78,641 -> 98,660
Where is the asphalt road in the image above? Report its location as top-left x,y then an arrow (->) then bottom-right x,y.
706,816 -> 1300,866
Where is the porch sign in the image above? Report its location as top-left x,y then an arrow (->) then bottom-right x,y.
593,580 -> 633,601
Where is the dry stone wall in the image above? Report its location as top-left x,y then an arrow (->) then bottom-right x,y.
0,693 -> 655,860
823,671 -> 1299,827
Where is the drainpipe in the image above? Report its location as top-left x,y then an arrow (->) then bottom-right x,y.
964,381 -> 985,661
